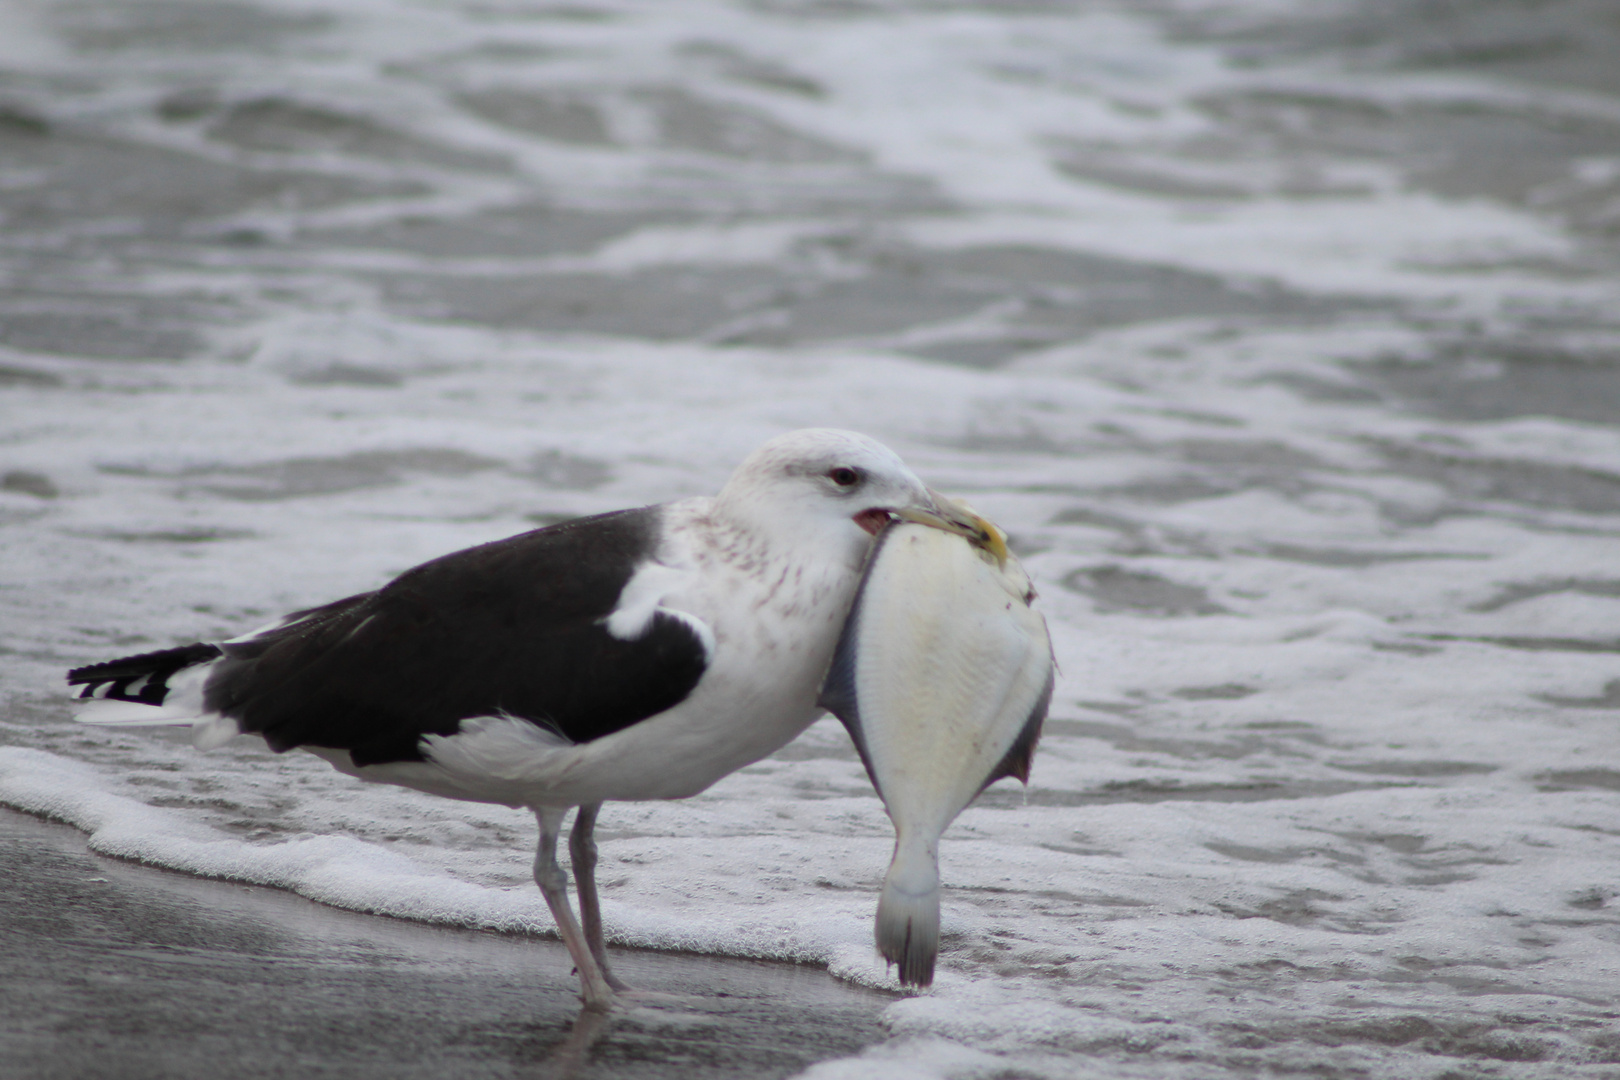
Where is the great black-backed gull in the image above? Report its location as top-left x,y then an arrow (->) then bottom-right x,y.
67,428 -> 990,1011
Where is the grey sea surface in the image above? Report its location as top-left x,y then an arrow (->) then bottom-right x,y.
2,1 -> 1620,1078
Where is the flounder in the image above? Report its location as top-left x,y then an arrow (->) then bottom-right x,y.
819,503 -> 1053,987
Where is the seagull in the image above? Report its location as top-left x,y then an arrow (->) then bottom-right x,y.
66,428 -> 989,1011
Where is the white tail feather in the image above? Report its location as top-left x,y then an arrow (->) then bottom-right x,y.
73,665 -> 239,748
74,698 -> 201,726
191,716 -> 241,749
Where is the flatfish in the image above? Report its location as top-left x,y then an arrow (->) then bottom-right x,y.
819,507 -> 1053,986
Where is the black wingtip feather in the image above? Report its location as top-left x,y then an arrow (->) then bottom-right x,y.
66,643 -> 222,685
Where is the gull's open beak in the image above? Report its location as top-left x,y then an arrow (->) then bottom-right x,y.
894,489 -> 1011,566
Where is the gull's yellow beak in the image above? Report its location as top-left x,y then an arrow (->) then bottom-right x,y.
894,489 -> 1011,566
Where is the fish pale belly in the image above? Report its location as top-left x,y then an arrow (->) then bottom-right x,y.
839,524 -> 1053,839
819,522 -> 1053,987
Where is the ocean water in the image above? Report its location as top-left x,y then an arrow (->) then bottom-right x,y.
2,0 -> 1619,1076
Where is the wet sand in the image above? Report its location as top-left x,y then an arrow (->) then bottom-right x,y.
0,807 -> 891,1080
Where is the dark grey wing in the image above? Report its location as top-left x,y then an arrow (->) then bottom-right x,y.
203,506 -> 709,766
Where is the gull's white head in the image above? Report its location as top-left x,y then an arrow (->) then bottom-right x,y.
714,429 -> 938,567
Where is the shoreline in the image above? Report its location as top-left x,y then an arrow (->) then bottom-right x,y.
0,806 -> 891,1080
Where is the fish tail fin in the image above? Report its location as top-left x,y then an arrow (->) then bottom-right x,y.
876,835 -> 940,987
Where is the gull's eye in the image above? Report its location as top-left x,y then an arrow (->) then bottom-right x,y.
828,467 -> 861,488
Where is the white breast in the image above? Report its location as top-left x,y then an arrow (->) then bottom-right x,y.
559,522 -> 857,802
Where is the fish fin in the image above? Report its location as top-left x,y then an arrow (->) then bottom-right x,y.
979,662 -> 1053,792
817,525 -> 897,801
877,840 -> 941,987
818,619 -> 883,797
